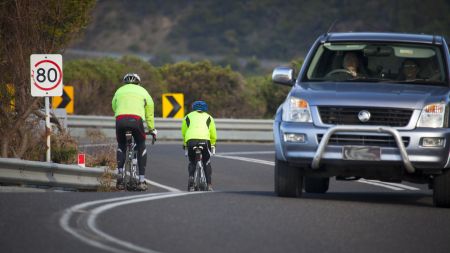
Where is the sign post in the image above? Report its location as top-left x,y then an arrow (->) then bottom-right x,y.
30,54 -> 63,162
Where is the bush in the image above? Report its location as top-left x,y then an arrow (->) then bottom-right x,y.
159,60 -> 264,118
64,55 -> 167,116
51,132 -> 78,164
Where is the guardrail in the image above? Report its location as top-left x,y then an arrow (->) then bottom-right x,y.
0,116 -> 273,190
0,158 -> 106,190
67,115 -> 274,142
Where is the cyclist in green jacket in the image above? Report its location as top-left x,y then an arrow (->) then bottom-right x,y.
182,100 -> 217,191
112,73 -> 157,191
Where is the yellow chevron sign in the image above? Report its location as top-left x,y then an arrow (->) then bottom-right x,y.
52,85 -> 74,114
162,93 -> 184,118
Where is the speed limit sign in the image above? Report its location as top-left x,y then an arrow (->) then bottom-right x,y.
30,54 -> 63,97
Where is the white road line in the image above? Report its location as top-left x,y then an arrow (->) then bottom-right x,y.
145,179 -> 182,192
217,151 -> 275,155
215,154 -> 275,166
86,192 -> 194,253
364,180 -> 420,191
357,179 -> 405,191
60,191 -> 201,253
59,193 -> 170,253
216,153 -> 419,192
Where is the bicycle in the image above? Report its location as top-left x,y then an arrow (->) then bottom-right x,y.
187,142 -> 215,191
121,130 -> 155,191
192,144 -> 208,191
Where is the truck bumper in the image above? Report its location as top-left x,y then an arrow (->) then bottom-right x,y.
275,121 -> 450,173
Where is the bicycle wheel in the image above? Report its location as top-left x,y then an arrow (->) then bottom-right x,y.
194,161 -> 202,191
123,149 -> 132,191
199,164 -> 208,191
129,155 -> 139,190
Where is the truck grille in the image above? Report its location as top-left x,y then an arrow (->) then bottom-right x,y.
317,134 -> 410,147
318,106 -> 413,127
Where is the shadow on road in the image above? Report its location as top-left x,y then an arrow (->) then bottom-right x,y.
221,190 -> 433,208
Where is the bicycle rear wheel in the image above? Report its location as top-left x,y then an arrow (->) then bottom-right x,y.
123,155 -> 132,190
194,161 -> 202,191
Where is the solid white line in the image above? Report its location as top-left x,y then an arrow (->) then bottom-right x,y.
357,179 -> 405,191
86,192 -> 197,253
60,192 -> 202,253
215,154 -> 275,166
364,180 -> 420,191
217,154 -> 418,192
216,151 -> 275,155
59,193 -> 170,253
145,179 -> 182,192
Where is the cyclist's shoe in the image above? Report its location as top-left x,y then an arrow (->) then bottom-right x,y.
207,184 -> 213,191
116,176 -> 125,190
137,181 -> 148,191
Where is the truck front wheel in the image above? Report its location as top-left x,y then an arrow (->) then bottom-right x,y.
274,159 -> 303,197
433,169 -> 450,208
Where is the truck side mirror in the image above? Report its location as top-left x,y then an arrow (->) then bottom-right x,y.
272,66 -> 295,86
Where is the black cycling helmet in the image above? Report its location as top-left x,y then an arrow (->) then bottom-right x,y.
192,100 -> 208,112
123,73 -> 141,85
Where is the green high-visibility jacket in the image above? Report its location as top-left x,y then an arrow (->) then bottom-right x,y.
112,84 -> 155,129
181,111 -> 217,146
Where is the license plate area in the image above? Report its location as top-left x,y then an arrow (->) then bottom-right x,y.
343,146 -> 381,161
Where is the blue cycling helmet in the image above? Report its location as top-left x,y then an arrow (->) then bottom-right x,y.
192,100 -> 208,112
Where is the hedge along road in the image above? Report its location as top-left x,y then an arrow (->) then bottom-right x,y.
0,142 -> 449,253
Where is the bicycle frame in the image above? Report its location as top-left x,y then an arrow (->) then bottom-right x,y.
193,145 -> 208,191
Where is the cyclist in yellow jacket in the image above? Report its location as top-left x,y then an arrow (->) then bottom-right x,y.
112,73 -> 156,191
182,100 -> 217,191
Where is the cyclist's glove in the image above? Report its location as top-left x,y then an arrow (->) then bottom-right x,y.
211,145 -> 216,155
149,129 -> 157,138
148,129 -> 157,144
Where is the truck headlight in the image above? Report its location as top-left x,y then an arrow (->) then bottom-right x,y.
417,103 -> 446,128
282,97 -> 312,122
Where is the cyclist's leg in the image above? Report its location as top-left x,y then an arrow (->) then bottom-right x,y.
115,119 -> 127,189
127,118 -> 148,191
131,118 -> 147,191
186,140 -> 197,190
187,140 -> 197,175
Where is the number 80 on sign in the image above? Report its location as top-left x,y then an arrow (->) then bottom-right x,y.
30,54 -> 63,97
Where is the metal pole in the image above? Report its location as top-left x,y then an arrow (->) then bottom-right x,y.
45,96 -> 51,162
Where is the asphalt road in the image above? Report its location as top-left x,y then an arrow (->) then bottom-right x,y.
1,142 -> 449,253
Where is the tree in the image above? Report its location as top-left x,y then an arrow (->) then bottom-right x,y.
0,0 -> 95,158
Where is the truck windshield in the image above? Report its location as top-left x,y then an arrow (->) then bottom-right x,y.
305,42 -> 447,85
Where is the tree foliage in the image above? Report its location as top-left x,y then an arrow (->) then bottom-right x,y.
63,57 -> 285,119
0,0 -> 95,158
64,55 -> 166,115
159,61 -> 265,118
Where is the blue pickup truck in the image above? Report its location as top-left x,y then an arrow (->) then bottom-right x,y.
272,32 -> 450,207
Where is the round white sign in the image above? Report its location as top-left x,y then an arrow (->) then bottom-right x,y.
30,54 -> 63,97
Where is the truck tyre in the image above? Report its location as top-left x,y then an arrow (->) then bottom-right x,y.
433,169 -> 450,208
304,176 -> 330,194
274,159 -> 303,197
